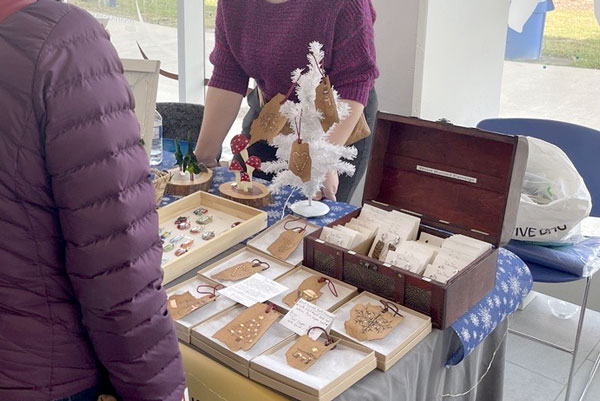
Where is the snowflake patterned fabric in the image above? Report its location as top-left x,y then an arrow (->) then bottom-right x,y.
157,159 -> 533,365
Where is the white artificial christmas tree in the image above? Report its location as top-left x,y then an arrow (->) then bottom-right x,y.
262,42 -> 357,217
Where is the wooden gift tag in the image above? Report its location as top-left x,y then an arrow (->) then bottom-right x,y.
344,303 -> 404,341
282,275 -> 328,307
250,93 -> 288,145
168,291 -> 216,321
267,230 -> 304,261
213,303 -> 281,351
289,141 -> 311,182
211,260 -> 268,282
315,75 -> 340,133
285,335 -> 338,371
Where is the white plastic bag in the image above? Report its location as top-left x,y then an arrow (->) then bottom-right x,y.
513,137 -> 592,244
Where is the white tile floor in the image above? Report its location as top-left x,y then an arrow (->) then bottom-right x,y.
505,293 -> 600,401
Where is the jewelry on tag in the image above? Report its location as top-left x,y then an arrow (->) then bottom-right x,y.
160,231 -> 171,240
288,116 -> 311,182
211,259 -> 270,282
190,226 -> 203,234
285,326 -> 338,371
213,303 -> 281,351
175,248 -> 188,257
249,93 -> 289,145
201,231 -> 215,241
174,216 -> 188,225
177,221 -> 191,230
193,208 -> 208,216
196,215 -> 213,225
162,243 -> 174,252
170,234 -> 184,244
167,288 -> 219,321
315,75 -> 340,133
344,300 -> 404,341
371,233 -> 387,260
180,238 -> 194,249
387,236 -> 401,253
282,275 -> 337,307
267,218 -> 308,260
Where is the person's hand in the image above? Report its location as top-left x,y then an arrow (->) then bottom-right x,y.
194,151 -> 219,168
314,169 -> 339,201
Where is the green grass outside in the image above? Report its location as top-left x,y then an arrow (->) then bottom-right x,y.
71,0 -> 217,28
542,9 -> 600,68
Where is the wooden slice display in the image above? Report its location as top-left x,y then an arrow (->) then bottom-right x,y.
218,181 -> 272,208
165,168 -> 213,197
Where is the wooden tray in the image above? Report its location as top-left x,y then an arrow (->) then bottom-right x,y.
159,191 -> 267,283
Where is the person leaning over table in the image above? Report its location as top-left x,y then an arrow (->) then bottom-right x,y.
194,0 -> 379,203
0,1 -> 185,400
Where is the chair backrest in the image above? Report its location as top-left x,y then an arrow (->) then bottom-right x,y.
156,102 -> 204,141
477,118 -> 600,217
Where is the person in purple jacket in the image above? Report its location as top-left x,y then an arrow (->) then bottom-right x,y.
194,0 -> 379,203
0,1 -> 185,400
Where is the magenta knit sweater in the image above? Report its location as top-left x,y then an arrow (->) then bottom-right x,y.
208,0 -> 379,106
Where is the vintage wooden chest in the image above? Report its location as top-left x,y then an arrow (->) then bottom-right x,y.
304,113 -> 528,328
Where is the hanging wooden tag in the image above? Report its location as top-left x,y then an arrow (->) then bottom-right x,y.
289,140 -> 311,182
285,334 -> 338,371
213,303 -> 281,352
315,75 -> 340,133
250,93 -> 288,145
344,303 -> 404,341
282,275 -> 328,307
267,230 -> 304,261
211,260 -> 268,282
167,291 -> 216,321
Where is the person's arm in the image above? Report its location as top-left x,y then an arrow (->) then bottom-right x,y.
195,86 -> 243,166
195,0 -> 249,165
34,8 -> 185,401
317,0 -> 379,200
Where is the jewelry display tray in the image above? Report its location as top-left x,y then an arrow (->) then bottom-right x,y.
249,335 -> 376,401
190,304 -> 295,377
304,113 -> 528,329
247,215 -> 321,267
165,274 -> 236,343
330,291 -> 431,371
158,191 -> 267,284
270,266 -> 358,312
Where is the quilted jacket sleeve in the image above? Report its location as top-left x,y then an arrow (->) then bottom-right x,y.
33,7 -> 185,401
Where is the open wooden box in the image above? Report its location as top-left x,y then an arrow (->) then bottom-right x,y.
158,191 -> 267,284
330,292 -> 431,371
249,335 -> 376,401
304,113 -> 528,328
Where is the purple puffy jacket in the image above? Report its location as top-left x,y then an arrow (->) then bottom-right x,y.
0,1 -> 185,400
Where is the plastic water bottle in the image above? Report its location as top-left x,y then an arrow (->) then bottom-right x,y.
150,109 -> 163,166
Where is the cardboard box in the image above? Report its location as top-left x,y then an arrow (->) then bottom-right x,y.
304,113 -> 528,328
190,305 -> 295,377
250,336 -> 376,401
247,215 -> 321,266
331,292 -> 431,371
159,191 -> 267,284
270,266 -> 358,312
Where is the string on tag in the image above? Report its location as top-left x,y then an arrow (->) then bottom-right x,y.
284,217 -> 307,233
293,111 -> 303,143
196,284 -> 224,298
310,53 -> 325,78
318,277 -> 338,297
252,259 -> 270,271
279,68 -> 304,105
265,302 -> 275,314
380,299 -> 403,317
307,326 -> 335,347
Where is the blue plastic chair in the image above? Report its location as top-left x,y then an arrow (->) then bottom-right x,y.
477,118 -> 600,401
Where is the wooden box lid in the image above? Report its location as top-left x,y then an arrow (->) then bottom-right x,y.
363,113 -> 528,246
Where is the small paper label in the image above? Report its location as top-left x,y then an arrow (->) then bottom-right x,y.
279,298 -> 335,340
416,165 -> 477,184
218,274 -> 288,307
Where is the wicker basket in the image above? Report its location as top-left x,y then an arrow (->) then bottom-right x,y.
152,168 -> 172,208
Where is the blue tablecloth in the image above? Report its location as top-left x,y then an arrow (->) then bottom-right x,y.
156,153 -> 532,365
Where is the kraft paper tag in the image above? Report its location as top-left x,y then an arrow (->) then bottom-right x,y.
282,275 -> 328,307
289,141 -> 311,182
213,303 -> 281,351
267,230 -> 304,261
344,303 -> 404,341
315,75 -> 340,133
285,335 -> 338,371
168,291 -> 216,321
250,93 -> 288,145
211,261 -> 265,282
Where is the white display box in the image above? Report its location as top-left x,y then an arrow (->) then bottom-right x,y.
331,292 -> 432,371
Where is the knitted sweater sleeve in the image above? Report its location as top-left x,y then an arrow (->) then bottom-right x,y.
208,0 -> 250,96
329,0 -> 379,106
35,7 -> 185,401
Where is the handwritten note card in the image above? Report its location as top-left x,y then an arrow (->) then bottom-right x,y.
218,274 -> 288,307
279,298 -> 335,340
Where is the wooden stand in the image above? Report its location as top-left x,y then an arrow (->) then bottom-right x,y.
165,168 -> 213,197
219,181 -> 272,208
